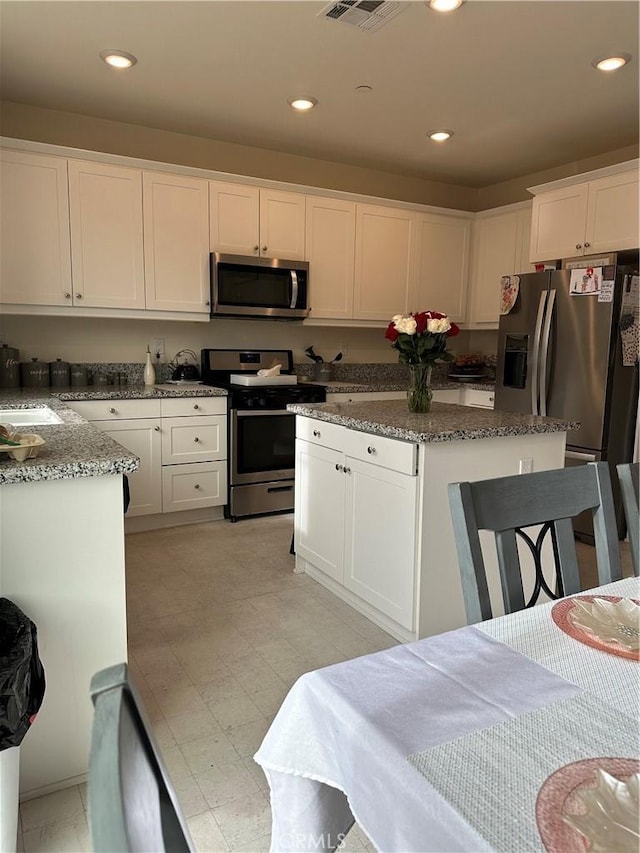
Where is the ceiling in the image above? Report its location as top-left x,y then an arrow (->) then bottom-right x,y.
1,0 -> 638,188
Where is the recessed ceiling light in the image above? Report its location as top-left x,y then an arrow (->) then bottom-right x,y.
592,53 -> 632,71
428,130 -> 453,142
287,96 -> 318,111
100,50 -> 137,69
428,0 -> 464,12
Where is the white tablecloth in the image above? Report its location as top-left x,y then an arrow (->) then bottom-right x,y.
254,577 -> 639,852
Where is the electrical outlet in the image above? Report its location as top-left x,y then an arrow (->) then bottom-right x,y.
519,458 -> 533,474
152,338 -> 165,357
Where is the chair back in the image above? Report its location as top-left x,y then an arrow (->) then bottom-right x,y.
88,662 -> 194,853
448,462 -> 622,624
617,461 -> 639,576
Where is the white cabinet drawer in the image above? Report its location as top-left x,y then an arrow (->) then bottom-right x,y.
296,416 -> 344,451
432,389 -> 462,404
68,399 -> 161,420
162,461 -> 227,511
160,396 -> 227,417
462,389 -> 495,409
161,415 -> 227,464
325,391 -> 405,403
344,430 -> 417,476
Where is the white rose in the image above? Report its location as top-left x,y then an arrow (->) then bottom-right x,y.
426,316 -> 451,334
394,315 -> 417,335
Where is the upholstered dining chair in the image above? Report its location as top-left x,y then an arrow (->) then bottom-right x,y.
448,461 -> 622,624
88,662 -> 194,853
617,461 -> 639,576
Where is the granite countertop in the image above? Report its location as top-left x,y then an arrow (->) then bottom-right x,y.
0,384 -> 227,485
288,399 -> 579,444
313,380 -> 495,393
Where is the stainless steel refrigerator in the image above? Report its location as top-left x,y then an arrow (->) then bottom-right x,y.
495,260 -> 639,541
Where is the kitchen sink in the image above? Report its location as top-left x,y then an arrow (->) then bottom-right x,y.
0,407 -> 63,426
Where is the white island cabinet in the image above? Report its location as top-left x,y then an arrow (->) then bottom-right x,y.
293,401 -> 573,642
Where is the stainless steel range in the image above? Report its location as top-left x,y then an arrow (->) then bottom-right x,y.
201,349 -> 326,520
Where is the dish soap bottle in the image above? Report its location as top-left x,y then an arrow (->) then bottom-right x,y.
143,346 -> 156,386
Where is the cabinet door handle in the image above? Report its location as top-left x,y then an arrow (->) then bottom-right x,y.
262,245 -> 268,252
367,446 -> 376,455
576,243 -> 582,250
205,300 -> 210,306
313,429 -> 321,437
64,292 -> 71,299
253,245 -> 259,253
335,463 -> 343,472
76,293 -> 83,299
109,407 -> 117,414
584,241 -> 590,248
344,466 -> 351,475
194,483 -> 200,490
194,436 -> 200,443
154,426 -> 160,432
193,404 -> 200,410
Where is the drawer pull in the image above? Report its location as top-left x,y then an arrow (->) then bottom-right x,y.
75,293 -> 83,299
335,463 -> 343,472
344,466 -> 351,475
109,407 -> 117,414
194,436 -> 200,443
194,483 -> 200,490
267,485 -> 293,493
154,426 -> 160,432
313,429 -> 321,437
64,292 -> 71,299
489,396 -> 494,402
367,446 -> 376,455
193,404 -> 200,410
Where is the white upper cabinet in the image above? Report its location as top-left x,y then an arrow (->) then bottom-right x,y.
305,196 -> 356,319
468,204 -> 533,326
0,150 -> 72,306
354,204 -> 415,321
143,171 -> 210,313
410,212 -> 471,321
69,160 -> 145,309
209,181 -> 305,260
529,168 -> 639,262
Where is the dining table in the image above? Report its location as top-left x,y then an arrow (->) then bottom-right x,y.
254,576 -> 639,852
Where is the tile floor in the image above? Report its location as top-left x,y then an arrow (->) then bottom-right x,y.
16,515 -> 632,852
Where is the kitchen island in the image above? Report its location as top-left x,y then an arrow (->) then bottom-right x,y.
0,384 -> 226,800
289,399 -> 578,642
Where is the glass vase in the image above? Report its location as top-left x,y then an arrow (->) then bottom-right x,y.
407,364 -> 433,413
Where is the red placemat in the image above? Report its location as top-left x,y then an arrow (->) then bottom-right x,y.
551,596 -> 640,661
536,757 -> 639,853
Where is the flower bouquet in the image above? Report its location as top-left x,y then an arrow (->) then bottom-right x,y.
385,311 -> 460,412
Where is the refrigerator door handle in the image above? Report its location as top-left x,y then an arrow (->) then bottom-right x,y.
565,450 -> 598,462
539,289 -> 556,417
530,291 -> 547,415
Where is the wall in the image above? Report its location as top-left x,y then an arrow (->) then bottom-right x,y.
0,101 -> 476,211
0,315 -> 475,368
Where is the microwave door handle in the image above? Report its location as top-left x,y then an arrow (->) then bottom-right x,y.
289,270 -> 298,309
538,288 -> 555,417
530,290 -> 547,416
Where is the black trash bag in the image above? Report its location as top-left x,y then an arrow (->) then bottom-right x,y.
0,599 -> 46,750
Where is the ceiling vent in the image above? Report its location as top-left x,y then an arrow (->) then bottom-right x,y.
318,1 -> 406,32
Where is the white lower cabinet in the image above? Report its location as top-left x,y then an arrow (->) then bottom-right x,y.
68,396 -> 227,518
295,417 -> 418,633
94,418 -> 162,516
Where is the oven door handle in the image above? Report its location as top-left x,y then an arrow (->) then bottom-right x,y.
290,270 -> 299,309
234,409 -> 294,417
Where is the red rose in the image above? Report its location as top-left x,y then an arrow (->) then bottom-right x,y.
385,322 -> 399,342
447,322 -> 460,337
415,312 -> 428,334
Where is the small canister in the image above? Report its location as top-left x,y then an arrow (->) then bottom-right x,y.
0,344 -> 20,388
92,373 -> 111,387
70,364 -> 89,386
20,357 -> 50,388
49,358 -> 70,387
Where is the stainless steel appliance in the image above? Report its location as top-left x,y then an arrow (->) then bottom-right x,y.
201,348 -> 325,520
210,253 -> 309,320
495,256 -> 639,541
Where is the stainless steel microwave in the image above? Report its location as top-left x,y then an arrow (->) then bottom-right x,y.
210,253 -> 309,319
